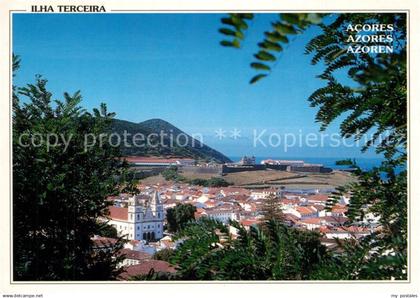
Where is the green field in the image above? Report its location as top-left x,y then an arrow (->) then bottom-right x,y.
140,167 -> 356,190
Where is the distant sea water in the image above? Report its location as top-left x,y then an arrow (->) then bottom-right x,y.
228,156 -> 399,172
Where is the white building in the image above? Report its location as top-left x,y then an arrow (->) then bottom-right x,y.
324,226 -> 370,239
118,248 -> 152,267
108,191 -> 164,242
250,188 -> 277,200
261,159 -> 304,167
205,207 -> 240,224
197,193 -> 211,203
284,206 -> 318,219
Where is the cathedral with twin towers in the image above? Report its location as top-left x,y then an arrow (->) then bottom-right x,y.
107,191 -> 164,241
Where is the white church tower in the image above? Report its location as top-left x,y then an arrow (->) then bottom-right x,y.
151,191 -> 164,222
145,191 -> 164,241
109,191 -> 165,242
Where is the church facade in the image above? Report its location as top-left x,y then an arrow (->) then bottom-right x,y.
107,191 -> 164,241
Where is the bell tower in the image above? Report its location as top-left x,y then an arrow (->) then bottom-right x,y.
128,195 -> 142,223
150,191 -> 164,220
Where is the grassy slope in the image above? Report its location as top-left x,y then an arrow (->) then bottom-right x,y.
139,168 -> 356,190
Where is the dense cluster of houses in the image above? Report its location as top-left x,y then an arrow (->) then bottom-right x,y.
155,183 -> 376,239
98,181 -> 379,279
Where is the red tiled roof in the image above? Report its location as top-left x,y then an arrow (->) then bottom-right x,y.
129,240 -> 141,245
311,204 -> 325,211
194,209 -> 207,220
280,198 -> 300,205
119,249 -> 152,261
319,226 -> 331,233
205,201 -> 216,207
109,206 -> 128,221
283,214 -> 300,223
334,226 -> 369,233
240,219 -> 260,226
123,156 -> 194,164
118,260 -> 177,280
160,240 -> 175,249
323,216 -> 348,225
299,218 -> 323,225
296,206 -> 317,215
332,204 -> 348,213
92,236 -> 118,248
307,194 -> 329,202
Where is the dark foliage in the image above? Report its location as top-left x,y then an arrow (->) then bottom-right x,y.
190,177 -> 232,187
153,248 -> 175,262
161,166 -> 186,182
166,204 -> 197,233
96,222 -> 119,239
142,219 -> 328,280
13,68 -> 133,280
260,193 -> 284,223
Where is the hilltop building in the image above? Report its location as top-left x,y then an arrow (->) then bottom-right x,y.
222,158 -> 332,174
124,156 -> 196,167
239,156 -> 256,165
261,159 -> 305,167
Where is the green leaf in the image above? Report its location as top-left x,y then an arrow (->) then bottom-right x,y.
250,74 -> 267,84
254,51 -> 276,61
219,28 -> 244,40
220,39 -> 240,48
219,28 -> 236,37
281,13 -> 301,25
250,62 -> 271,71
264,31 -> 289,43
220,40 -> 232,47
236,31 -> 245,40
297,13 -> 309,21
232,39 -> 240,48
306,13 -> 324,25
273,22 -> 298,35
240,13 -> 254,20
221,17 -> 235,26
223,14 -> 249,31
230,15 -> 248,30
258,41 -> 283,52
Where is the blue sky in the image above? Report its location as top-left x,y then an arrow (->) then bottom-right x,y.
13,13 -> 377,158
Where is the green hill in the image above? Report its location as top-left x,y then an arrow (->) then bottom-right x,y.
110,118 -> 231,163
